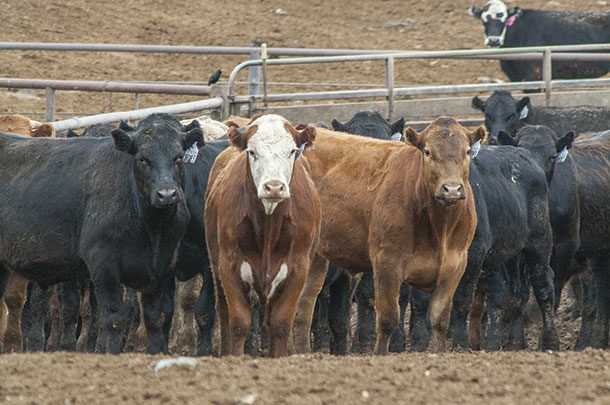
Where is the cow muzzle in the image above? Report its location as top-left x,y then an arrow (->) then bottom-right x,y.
437,183 -> 466,206
485,36 -> 503,47
154,187 -> 180,207
259,180 -> 290,203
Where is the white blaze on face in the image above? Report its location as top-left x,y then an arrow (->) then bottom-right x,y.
481,0 -> 509,46
246,115 -> 298,215
268,263 -> 288,300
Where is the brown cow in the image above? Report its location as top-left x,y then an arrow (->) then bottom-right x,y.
205,114 -> 320,357
293,117 -> 485,354
0,114 -> 54,353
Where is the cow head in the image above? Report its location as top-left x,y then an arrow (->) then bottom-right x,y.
472,90 -> 529,144
498,125 -> 576,183
111,113 -> 203,209
406,117 -> 486,206
227,114 -> 315,215
331,110 -> 405,141
469,0 -> 522,47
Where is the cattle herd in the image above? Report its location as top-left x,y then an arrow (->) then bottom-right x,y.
0,0 -> 609,359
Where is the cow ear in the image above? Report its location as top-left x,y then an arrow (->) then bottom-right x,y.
556,131 -> 576,153
508,6 -> 521,17
119,120 -> 134,132
183,119 -> 200,132
331,119 -> 347,132
472,96 -> 485,112
497,131 -> 517,146
404,127 -> 421,148
184,127 -> 204,150
469,125 -> 487,146
228,125 -> 254,150
390,118 -> 405,139
111,129 -> 136,154
469,5 -> 483,18
516,97 -> 530,119
224,120 -> 240,129
66,129 -> 79,138
295,124 -> 316,149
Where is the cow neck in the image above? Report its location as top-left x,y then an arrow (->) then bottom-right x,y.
128,168 -> 188,276
242,159 -> 291,284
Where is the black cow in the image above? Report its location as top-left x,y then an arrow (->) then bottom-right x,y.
311,110 -> 409,355
331,110 -> 405,141
472,90 -> 610,144
0,113 -> 203,354
409,145 -> 560,352
469,0 -> 610,81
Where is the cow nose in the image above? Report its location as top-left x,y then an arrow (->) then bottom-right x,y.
157,188 -> 179,205
441,184 -> 465,200
262,180 -> 287,199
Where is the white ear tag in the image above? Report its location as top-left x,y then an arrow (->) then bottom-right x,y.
390,132 -> 402,141
295,142 -> 308,160
470,139 -> 481,158
183,143 -> 199,164
556,146 -> 568,163
519,105 -> 529,120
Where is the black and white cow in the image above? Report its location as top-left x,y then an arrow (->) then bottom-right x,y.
469,0 -> 610,81
0,113 -> 203,354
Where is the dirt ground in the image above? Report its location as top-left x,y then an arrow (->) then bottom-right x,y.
0,0 -> 607,119
1,0 -> 609,403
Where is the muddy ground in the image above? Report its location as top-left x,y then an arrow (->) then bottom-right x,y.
1,0 -> 609,403
0,350 -> 609,404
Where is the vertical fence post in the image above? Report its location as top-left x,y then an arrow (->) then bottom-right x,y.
543,48 -> 552,106
134,93 -> 140,110
45,87 -> 55,122
385,56 -> 395,121
249,50 -> 261,112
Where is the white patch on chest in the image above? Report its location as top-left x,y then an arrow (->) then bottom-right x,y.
240,261 -> 254,286
267,263 -> 288,299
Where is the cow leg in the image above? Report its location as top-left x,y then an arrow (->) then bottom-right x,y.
408,288 -> 431,352
311,281 -> 331,352
76,285 -> 96,352
45,287 -> 62,351
482,264 -> 509,351
222,276 -> 250,356
195,268 -> 216,356
91,270 -> 127,355
429,257 -> 467,353
268,262 -> 308,358
141,274 -> 175,355
23,283 -> 52,352
504,262 -> 529,351
591,257 -> 610,349
57,281 -> 81,351
373,265 -> 401,356
351,273 -> 376,353
389,284 -> 409,353
293,254 -> 328,353
575,270 -> 596,350
449,245 -> 486,351
328,269 -> 351,355
2,273 -> 28,353
214,275 -> 231,356
525,255 -> 559,351
0,266 -> 8,353
468,279 -> 486,350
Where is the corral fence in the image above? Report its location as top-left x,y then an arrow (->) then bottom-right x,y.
0,42 -> 609,131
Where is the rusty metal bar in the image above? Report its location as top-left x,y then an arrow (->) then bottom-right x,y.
0,78 -> 211,95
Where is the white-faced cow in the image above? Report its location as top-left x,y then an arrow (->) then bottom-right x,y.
205,114 -> 320,357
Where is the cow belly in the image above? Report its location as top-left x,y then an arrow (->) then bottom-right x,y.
403,250 -> 464,291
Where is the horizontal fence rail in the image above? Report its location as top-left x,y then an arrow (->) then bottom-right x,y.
51,97 -> 223,132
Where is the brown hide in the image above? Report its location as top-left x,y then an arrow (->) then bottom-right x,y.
294,117 -> 483,354
0,114 -> 55,138
205,122 -> 321,357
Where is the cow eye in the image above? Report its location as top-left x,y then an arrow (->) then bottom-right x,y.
247,150 -> 256,159
507,113 -> 515,121
138,156 -> 149,165
423,149 -> 431,157
485,113 -> 493,122
174,155 -> 183,164
290,149 -> 297,156
497,12 -> 504,18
